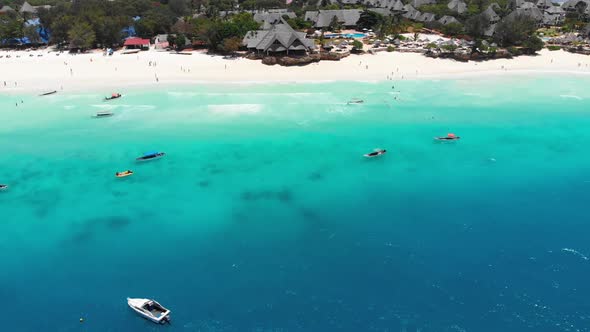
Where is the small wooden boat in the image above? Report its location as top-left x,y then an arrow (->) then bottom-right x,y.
0,184 -> 8,191
127,298 -> 170,324
435,133 -> 460,141
364,149 -> 386,158
347,98 -> 364,104
39,90 -> 57,96
104,93 -> 122,101
115,170 -> 133,178
136,152 -> 165,162
92,111 -> 114,118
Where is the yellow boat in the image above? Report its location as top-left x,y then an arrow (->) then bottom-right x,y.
116,170 -> 133,178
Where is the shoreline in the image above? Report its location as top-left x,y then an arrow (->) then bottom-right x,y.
1,49 -> 590,94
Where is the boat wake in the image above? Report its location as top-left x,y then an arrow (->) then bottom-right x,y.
559,95 -> 583,100
208,104 -> 262,115
561,248 -> 589,261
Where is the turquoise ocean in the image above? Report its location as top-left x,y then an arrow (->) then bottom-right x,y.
1,77 -> 590,331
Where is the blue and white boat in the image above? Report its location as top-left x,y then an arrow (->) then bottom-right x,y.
127,298 -> 171,324
136,151 -> 165,162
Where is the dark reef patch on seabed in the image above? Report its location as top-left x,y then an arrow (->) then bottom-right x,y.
65,215 -> 132,244
308,171 -> 323,181
198,180 -> 211,187
20,189 -> 61,219
240,188 -> 293,203
18,169 -> 44,182
201,163 -> 225,175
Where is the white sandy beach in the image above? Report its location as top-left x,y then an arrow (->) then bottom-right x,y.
1,48 -> 590,93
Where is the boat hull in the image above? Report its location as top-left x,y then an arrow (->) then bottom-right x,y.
127,298 -> 170,324
136,153 -> 165,162
364,150 -> 386,158
93,113 -> 114,118
116,172 -> 133,178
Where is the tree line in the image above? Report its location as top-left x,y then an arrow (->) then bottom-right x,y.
0,0 -> 262,51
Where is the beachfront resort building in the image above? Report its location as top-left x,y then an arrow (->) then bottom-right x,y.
123,37 -> 150,50
304,9 -> 362,29
438,15 -> 461,26
19,1 -> 50,15
243,19 -> 316,55
0,5 -> 15,14
364,0 -> 405,11
254,10 -> 296,29
506,0 -> 566,26
562,0 -> 590,14
448,0 -> 468,14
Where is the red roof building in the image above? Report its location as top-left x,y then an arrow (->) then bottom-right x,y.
123,38 -> 150,49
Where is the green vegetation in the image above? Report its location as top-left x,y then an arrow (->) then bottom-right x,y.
192,14 -> 253,51
352,39 -> 363,50
357,10 -> 381,30
285,16 -> 312,30
418,4 -> 453,18
0,11 -> 23,42
68,22 -> 95,50
494,14 -> 540,50
442,22 -> 464,36
328,15 -> 343,32
441,44 -> 457,52
465,14 -> 488,38
0,0 -> 576,57
547,45 -> 561,51
386,45 -> 395,52
507,46 -> 521,55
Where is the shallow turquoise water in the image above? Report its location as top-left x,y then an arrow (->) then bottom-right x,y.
2,77 -> 590,331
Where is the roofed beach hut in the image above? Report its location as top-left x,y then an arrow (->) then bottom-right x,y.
243,20 -> 316,55
438,15 -> 461,25
0,5 -> 15,14
304,9 -> 362,29
447,0 -> 467,14
20,1 -> 36,14
124,37 -> 150,50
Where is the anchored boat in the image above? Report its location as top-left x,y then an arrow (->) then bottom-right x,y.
104,93 -> 122,101
92,111 -> 114,118
115,170 -> 133,178
0,184 -> 8,191
39,90 -> 57,96
364,149 -> 387,158
136,151 -> 165,162
435,133 -> 460,141
347,98 -> 364,104
127,298 -> 171,324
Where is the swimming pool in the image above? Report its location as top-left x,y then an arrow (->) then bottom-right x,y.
325,33 -> 367,39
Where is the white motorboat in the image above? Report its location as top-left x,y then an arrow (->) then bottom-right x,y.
127,298 -> 171,324
92,111 -> 114,118
0,184 -> 8,191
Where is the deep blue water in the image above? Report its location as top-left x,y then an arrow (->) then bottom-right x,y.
1,78 -> 590,331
